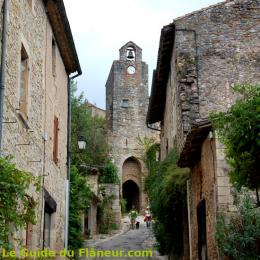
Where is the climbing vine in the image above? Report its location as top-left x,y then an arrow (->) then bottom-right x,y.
0,156 -> 40,250
210,84 -> 260,197
143,141 -> 189,257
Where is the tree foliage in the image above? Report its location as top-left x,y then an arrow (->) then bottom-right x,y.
69,82 -> 111,251
216,190 -> 260,259
0,156 -> 40,250
143,141 -> 189,257
68,166 -> 92,250
210,84 -> 260,191
99,161 -> 119,184
70,81 -> 109,168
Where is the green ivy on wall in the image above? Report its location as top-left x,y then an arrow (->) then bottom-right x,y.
142,141 -> 189,257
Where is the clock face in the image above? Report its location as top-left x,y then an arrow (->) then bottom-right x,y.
127,66 -> 136,74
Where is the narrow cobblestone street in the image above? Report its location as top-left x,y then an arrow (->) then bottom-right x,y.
84,217 -> 167,260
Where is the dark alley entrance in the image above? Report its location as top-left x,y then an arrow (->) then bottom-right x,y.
122,180 -> 140,212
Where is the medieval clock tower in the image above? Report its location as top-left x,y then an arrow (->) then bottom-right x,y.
106,42 -> 155,214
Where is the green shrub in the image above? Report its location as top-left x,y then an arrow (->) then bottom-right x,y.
210,84 -> 260,192
144,148 -> 189,256
68,166 -> 92,250
120,198 -> 127,214
216,191 -> 260,259
99,161 -> 119,184
0,156 -> 40,250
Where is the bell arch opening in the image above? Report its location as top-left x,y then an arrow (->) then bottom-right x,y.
122,180 -> 140,212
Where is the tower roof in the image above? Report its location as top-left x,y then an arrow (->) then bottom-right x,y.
119,41 -> 142,51
119,41 -> 142,62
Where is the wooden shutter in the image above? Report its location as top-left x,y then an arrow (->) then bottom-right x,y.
53,116 -> 59,164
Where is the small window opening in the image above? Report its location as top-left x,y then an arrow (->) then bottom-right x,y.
20,44 -> 29,117
122,99 -> 129,108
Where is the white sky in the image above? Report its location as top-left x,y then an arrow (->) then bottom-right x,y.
64,0 -> 222,109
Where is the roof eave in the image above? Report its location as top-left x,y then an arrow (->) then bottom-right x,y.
146,23 -> 175,124
178,119 -> 212,168
46,0 -> 82,75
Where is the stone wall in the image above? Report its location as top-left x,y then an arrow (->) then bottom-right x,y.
100,184 -> 121,227
159,0 -> 260,258
175,0 -> 260,118
1,0 -> 69,251
161,0 -> 260,158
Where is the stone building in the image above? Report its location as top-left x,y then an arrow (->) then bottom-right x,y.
86,102 -> 106,119
0,0 -> 81,252
81,168 -> 100,237
106,42 -> 158,217
147,0 -> 260,259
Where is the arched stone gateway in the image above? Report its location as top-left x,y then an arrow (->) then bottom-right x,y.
122,157 -> 142,211
122,180 -> 140,211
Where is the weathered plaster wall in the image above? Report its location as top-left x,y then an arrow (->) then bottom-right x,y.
188,137 -> 218,259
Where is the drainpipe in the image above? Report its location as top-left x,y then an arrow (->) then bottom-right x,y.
0,0 -> 8,156
65,70 -> 82,250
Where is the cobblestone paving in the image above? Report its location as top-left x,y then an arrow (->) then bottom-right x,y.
83,217 -> 167,260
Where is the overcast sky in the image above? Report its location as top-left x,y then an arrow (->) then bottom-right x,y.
64,0 -> 222,109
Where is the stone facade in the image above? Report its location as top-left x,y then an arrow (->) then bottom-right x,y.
86,102 -> 106,118
84,169 -> 100,236
106,42 -> 158,213
0,0 -> 80,252
99,184 -> 121,228
147,0 -> 260,259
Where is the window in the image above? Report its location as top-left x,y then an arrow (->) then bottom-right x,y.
43,189 -> 57,249
20,45 -> 29,117
53,117 -> 59,164
122,99 -> 129,108
52,38 -> 56,77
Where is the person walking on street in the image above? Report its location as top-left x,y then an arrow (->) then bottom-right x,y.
144,206 -> 152,228
129,205 -> 138,229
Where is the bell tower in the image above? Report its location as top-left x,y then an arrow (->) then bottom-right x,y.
106,41 -> 148,133
106,41 -> 154,213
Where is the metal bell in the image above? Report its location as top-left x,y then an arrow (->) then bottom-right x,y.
127,50 -> 134,59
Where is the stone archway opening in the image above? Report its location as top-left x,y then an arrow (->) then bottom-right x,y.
122,180 -> 140,212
